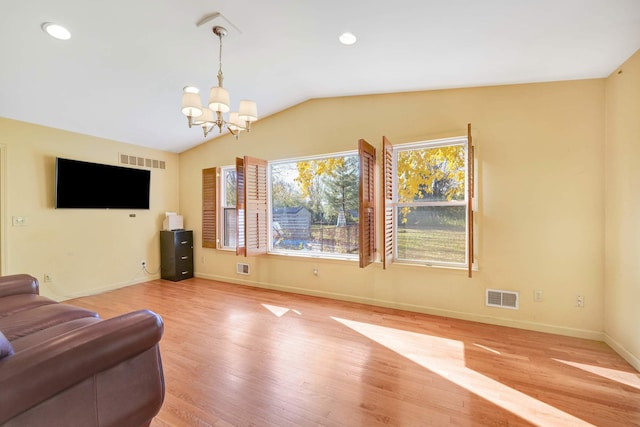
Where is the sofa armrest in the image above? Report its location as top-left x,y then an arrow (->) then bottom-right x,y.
0,309 -> 164,424
0,274 -> 39,297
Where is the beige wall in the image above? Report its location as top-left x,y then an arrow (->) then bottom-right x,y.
0,118 -> 179,300
3,67 -> 637,366
604,50 -> 640,370
180,79 -> 606,340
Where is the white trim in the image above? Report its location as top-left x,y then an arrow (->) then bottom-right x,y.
394,135 -> 467,152
41,275 -> 158,302
396,200 -> 466,207
604,333 -> 640,372
269,151 -> 360,258
268,149 -> 358,166
392,135 -> 471,267
267,249 -> 358,261
219,166 -> 238,250
194,272 -> 604,341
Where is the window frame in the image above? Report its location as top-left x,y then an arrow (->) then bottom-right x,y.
219,165 -> 237,250
202,141 -> 377,269
267,150 -> 361,261
385,131 -> 475,273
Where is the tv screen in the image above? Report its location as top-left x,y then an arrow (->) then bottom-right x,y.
55,157 -> 151,209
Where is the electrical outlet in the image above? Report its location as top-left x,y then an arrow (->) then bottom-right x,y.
534,290 -> 543,302
12,216 -> 28,226
576,294 -> 585,308
313,268 -> 319,276
44,273 -> 53,283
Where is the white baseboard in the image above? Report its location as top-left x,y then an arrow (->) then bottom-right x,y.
604,333 -> 640,372
46,274 -> 160,302
195,273 -> 604,341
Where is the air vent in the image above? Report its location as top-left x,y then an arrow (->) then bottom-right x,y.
119,153 -> 166,170
486,289 -> 519,310
237,263 -> 249,275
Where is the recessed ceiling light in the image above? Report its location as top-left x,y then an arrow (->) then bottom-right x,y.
41,22 -> 71,40
339,32 -> 357,45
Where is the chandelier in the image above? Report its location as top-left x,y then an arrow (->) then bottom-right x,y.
181,25 -> 257,138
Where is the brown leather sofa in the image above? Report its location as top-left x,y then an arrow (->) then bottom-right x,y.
0,274 -> 164,426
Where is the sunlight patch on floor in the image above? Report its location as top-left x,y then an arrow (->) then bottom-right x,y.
332,317 -> 595,426
554,358 -> 640,390
262,304 -> 301,317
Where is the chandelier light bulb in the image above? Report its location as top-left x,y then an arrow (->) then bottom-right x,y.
209,87 -> 230,113
193,107 -> 215,127
181,87 -> 203,118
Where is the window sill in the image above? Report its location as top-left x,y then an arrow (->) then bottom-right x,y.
268,250 -> 358,263
391,260 -> 478,272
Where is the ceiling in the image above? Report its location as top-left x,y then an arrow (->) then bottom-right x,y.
1,0 -> 639,153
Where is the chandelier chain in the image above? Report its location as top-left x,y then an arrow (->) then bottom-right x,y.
217,30 -> 224,87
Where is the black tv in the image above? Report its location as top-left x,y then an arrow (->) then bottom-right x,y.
55,157 -> 151,209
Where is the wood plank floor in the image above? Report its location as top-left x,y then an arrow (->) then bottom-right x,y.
69,278 -> 640,426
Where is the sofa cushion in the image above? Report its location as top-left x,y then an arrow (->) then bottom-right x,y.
0,294 -> 57,319
0,304 -> 98,341
0,331 -> 14,359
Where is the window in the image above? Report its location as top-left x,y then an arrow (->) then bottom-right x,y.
270,152 -> 360,258
220,166 -> 237,249
383,125 -> 474,275
202,166 -> 239,250
202,141 -> 376,268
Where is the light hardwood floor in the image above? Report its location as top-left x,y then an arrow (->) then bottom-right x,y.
69,278 -> 640,426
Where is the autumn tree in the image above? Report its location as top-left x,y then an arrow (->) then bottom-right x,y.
397,144 -> 466,224
324,156 -> 359,224
271,165 -> 305,208
295,157 -> 349,223
397,145 -> 465,202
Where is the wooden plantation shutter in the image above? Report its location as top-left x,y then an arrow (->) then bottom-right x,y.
244,156 -> 268,256
382,136 -> 395,269
202,167 -> 218,248
235,157 -> 246,256
467,123 -> 475,278
358,139 -> 376,268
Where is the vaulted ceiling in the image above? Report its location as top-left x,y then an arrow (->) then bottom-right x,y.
1,0 -> 639,152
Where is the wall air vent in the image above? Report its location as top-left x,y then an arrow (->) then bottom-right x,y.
486,289 -> 519,309
237,263 -> 250,275
119,153 -> 166,170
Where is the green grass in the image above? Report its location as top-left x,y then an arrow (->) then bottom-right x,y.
397,227 -> 465,263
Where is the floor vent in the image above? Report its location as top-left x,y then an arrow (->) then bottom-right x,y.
119,153 -> 166,170
486,289 -> 519,309
237,263 -> 250,275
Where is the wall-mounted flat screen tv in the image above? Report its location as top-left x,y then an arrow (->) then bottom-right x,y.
55,157 -> 151,209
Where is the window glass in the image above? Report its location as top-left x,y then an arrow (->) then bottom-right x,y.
396,205 -> 466,264
270,154 -> 359,257
221,167 -> 237,249
395,139 -> 468,266
396,144 -> 465,203
224,168 -> 237,206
